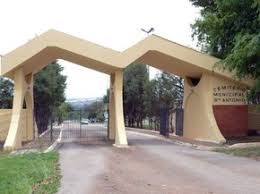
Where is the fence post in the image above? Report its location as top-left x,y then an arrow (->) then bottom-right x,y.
50,113 -> 53,141
80,109 -> 82,138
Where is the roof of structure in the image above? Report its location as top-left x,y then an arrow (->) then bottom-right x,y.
0,29 -> 251,86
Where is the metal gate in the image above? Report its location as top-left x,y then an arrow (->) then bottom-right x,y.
60,110 -> 107,143
61,110 -> 87,139
160,105 -> 169,137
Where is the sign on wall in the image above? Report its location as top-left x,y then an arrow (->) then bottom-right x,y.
212,77 -> 247,105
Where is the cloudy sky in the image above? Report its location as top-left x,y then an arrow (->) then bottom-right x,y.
0,0 -> 200,99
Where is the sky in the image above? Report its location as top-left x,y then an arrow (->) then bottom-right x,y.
0,0 -> 200,99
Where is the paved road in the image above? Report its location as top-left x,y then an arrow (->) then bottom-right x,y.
58,124 -> 260,194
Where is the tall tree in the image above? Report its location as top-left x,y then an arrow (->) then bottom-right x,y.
103,89 -> 109,104
157,72 -> 184,108
157,72 -> 184,132
144,72 -> 184,131
0,61 -> 67,133
34,60 -> 67,133
0,77 -> 13,108
144,79 -> 160,130
56,102 -> 73,125
123,64 -> 149,128
190,0 -> 260,101
83,100 -> 104,118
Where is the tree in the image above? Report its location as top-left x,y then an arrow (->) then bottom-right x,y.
103,89 -> 109,104
34,60 -> 67,133
190,0 -> 260,101
122,64 -> 184,130
157,72 -> 184,108
55,102 -> 73,124
144,79 -> 160,130
0,77 -> 13,108
123,64 -> 149,128
158,72 -> 184,132
0,61 -> 67,134
144,72 -> 184,131
83,100 -> 104,122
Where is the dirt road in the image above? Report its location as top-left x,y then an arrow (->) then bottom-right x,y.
58,124 -> 260,194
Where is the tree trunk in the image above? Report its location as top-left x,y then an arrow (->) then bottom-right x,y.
35,105 -> 51,134
170,113 -> 173,133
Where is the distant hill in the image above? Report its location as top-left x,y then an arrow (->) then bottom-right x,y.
66,97 -> 102,109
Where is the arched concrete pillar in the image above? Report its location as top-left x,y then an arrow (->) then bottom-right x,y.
183,72 -> 226,144
183,72 -> 248,144
4,68 -> 27,150
24,73 -> 37,141
110,70 -> 128,146
108,74 -> 116,140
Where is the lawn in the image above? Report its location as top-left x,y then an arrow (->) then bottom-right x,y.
0,151 -> 60,194
214,146 -> 260,160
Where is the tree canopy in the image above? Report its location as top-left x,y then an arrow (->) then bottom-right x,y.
34,60 -> 67,133
83,100 -> 105,122
121,64 -> 184,130
123,64 -> 149,128
190,0 -> 260,101
0,60 -> 67,133
0,77 -> 13,108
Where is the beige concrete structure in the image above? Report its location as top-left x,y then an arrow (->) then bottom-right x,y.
0,29 -> 252,150
184,73 -> 227,143
0,109 -> 31,142
108,71 -> 127,146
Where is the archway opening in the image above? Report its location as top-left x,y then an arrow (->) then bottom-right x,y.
0,59 -> 115,149
123,63 -> 185,142
34,59 -> 111,145
186,76 -> 201,87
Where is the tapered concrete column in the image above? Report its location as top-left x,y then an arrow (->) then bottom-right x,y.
113,70 -> 128,146
183,72 -> 228,144
24,73 -> 37,141
108,74 -> 116,140
4,68 -> 27,150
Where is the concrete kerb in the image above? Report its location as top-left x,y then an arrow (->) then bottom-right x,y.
9,127 -> 62,155
10,149 -> 40,155
229,142 -> 260,149
113,144 -> 129,148
127,130 -> 196,148
126,128 -> 221,151
39,128 -> 50,138
127,128 -> 260,151
44,125 -> 63,153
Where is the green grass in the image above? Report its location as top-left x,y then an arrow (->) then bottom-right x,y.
0,151 -> 60,194
214,146 -> 260,159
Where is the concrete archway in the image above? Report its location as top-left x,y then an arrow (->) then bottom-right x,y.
0,30 -> 252,150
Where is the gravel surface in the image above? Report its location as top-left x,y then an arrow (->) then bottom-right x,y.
21,127 -> 60,151
58,124 -> 260,194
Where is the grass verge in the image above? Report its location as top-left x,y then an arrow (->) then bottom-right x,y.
214,146 -> 260,160
0,151 -> 60,194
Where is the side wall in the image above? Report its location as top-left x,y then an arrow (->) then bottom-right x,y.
248,105 -> 260,131
0,109 -> 30,142
212,76 -> 248,137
